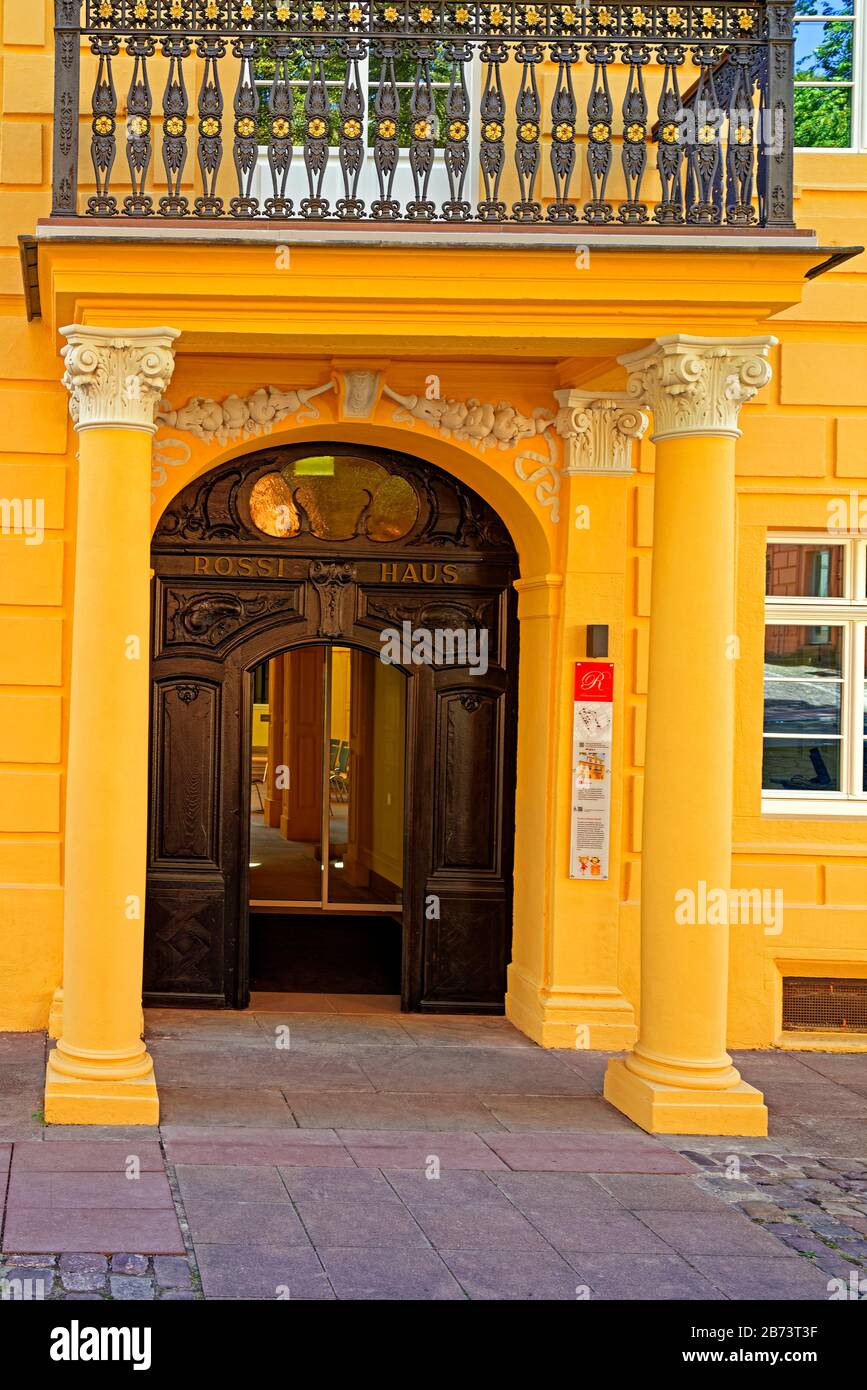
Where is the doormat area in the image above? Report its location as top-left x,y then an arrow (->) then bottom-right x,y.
248,913 -> 402,994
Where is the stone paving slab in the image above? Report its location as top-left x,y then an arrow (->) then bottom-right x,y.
562,1252 -> 723,1301
549,1051 -> 610,1090
383,1170 -> 557,1251
7,1170 -> 174,1209
795,1053 -> 867,1084
150,1044 -> 377,1091
316,1247 -> 464,1300
2,1208 -> 186,1255
194,1244 -> 334,1299
156,1085 -> 297,1127
633,1208 -> 797,1258
182,1199 -> 311,1246
392,1017 -> 535,1049
174,1163 -> 292,1204
160,1124 -> 342,1144
687,1255 -> 835,1300
590,1173 -> 734,1211
481,1131 -> 695,1174
253,1014 -> 417,1048
279,1168 -> 430,1248
145,1010 -> 265,1040
490,1171 -> 668,1252
10,1141 -> 165,1172
353,1047 -> 595,1095
336,1129 -> 507,1170
481,1096 -> 632,1131
286,1091 -> 506,1131
249,993 -> 338,1013
40,1126 -> 163,1143
753,1081 -> 867,1117
438,1247 -> 583,1300
164,1137 -> 356,1167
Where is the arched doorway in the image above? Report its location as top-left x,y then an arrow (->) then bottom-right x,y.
145,442 -> 519,1012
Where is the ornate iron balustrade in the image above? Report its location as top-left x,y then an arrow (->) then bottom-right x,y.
51,0 -> 795,227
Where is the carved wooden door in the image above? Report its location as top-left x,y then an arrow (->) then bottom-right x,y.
145,443 -> 518,1012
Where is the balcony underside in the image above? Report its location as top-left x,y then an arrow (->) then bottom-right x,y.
30,224 -> 835,357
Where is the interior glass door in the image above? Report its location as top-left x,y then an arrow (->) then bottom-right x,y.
248,645 -> 406,912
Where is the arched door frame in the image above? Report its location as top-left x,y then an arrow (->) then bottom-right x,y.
147,439 -> 521,1012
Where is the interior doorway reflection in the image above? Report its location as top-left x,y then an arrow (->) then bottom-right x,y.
248,644 -> 407,912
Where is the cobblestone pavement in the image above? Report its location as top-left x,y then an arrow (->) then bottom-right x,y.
1,1005 -> 865,1300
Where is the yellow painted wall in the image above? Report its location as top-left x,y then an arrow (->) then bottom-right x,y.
0,14 -> 866,1052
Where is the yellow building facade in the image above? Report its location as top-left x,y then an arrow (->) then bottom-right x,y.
1,0 -> 866,1136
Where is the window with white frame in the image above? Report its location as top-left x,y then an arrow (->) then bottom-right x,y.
794,0 -> 863,149
763,535 -> 867,809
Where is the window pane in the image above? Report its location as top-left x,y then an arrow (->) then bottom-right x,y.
765,624 -> 843,676
795,1 -> 855,14
763,738 -> 841,791
764,679 -> 841,734
795,20 -> 854,79
766,541 -> 844,597
794,85 -> 852,146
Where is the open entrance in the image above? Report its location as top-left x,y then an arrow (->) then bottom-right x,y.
247,644 -> 406,997
145,442 -> 518,1012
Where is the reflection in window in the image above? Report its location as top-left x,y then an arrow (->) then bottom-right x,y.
763,622 -> 844,791
766,541 -> 844,598
793,1 -> 856,148
249,455 -> 419,543
248,645 -> 406,908
763,537 -> 867,802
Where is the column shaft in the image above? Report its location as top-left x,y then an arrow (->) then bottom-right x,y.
45,324 -> 178,1125
604,334 -> 773,1136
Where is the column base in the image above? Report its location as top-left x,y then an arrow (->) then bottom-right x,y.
604,1057 -> 768,1137
44,1053 -> 159,1126
506,965 -> 638,1049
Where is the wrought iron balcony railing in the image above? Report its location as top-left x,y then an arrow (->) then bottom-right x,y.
51,0 -> 795,229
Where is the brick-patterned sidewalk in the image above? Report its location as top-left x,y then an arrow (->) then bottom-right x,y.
1,1004 -> 866,1300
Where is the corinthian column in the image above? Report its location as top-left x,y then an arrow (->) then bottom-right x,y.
554,390 -> 648,474
45,326 -> 179,1125
604,335 -> 775,1136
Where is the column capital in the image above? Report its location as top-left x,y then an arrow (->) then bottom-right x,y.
60,324 -> 180,434
618,334 -> 776,443
554,389 -> 648,475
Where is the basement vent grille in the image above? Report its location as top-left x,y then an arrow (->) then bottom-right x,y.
782,977 -> 867,1033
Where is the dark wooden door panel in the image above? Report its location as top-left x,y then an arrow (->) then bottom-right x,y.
434,689 -> 502,875
421,893 -> 508,1009
143,878 -> 226,1004
152,680 -> 220,866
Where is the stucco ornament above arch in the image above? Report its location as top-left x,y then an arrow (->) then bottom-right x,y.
153,369 -> 563,523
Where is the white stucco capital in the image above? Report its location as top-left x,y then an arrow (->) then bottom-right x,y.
618,335 -> 777,443
554,390 -> 648,474
60,325 -> 181,434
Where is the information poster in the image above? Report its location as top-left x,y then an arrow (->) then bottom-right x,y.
569,661 -> 614,881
